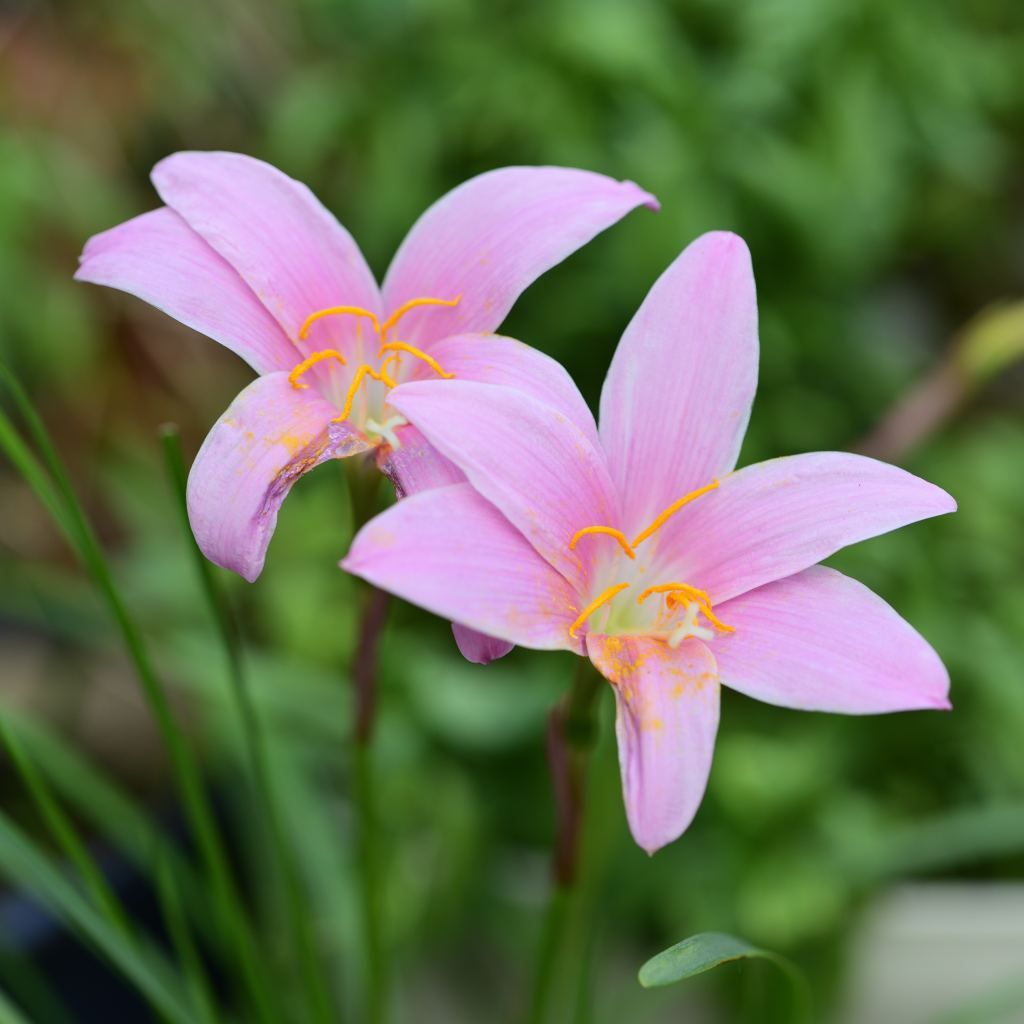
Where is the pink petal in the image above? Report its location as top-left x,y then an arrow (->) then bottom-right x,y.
152,152 -> 380,350
451,624 -> 515,665
187,373 -> 370,582
588,634 -> 720,854
342,483 -> 581,652
414,334 -> 600,450
387,380 -> 618,590
381,167 -> 657,344
652,452 -> 956,604
599,232 -> 758,535
376,424 -> 466,499
75,208 -> 296,375
713,566 -> 950,713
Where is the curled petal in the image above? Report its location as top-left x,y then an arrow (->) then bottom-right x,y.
75,208 -> 295,374
342,483 -> 582,652
653,452 -> 957,604
599,232 -> 758,535
187,373 -> 370,581
382,166 -> 658,344
714,566 -> 951,713
451,624 -> 515,665
588,634 -> 720,855
152,151 -> 381,351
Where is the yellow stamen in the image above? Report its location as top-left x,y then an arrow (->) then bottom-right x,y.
287,349 -> 348,390
378,295 -> 460,338
631,480 -> 720,548
379,353 -> 401,383
637,582 -> 710,606
333,364 -> 391,423
378,342 -> 454,379
568,582 -> 630,639
638,582 -> 733,634
299,305 -> 380,341
568,526 -> 636,560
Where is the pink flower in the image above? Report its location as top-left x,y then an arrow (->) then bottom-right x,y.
75,152 -> 657,599
342,232 -> 956,854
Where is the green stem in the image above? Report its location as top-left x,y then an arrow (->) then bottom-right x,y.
351,585 -> 391,1024
526,659 -> 603,1024
0,365 -> 278,1024
161,426 -> 337,1024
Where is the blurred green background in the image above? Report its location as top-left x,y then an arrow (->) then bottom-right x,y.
2,0 -> 1024,1021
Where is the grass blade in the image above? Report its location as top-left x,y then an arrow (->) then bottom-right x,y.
0,811 -> 198,1024
0,364 -> 279,1023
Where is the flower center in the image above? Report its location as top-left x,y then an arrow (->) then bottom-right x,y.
287,295 -> 461,445
566,480 -> 734,645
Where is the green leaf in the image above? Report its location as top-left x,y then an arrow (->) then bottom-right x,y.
639,932 -> 810,1021
639,932 -> 777,986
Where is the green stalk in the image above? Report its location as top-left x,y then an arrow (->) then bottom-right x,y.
0,364 -> 278,1024
153,848 -> 221,1024
345,457 -> 391,1023
160,426 -> 336,1024
525,658 -> 604,1024
0,720 -> 131,938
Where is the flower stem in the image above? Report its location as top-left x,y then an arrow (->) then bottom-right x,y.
161,425 -> 337,1024
351,585 -> 391,1024
346,458 -> 391,1023
526,658 -> 604,1024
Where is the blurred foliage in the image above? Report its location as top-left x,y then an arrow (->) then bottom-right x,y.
2,0 -> 1024,1021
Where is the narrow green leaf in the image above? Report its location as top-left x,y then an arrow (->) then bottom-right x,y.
0,812 -> 197,1024
0,718 -> 131,938
0,364 -> 279,1024
0,985 -> 37,1024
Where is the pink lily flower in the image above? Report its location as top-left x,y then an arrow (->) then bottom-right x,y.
75,152 -> 657,607
342,232 -> 956,854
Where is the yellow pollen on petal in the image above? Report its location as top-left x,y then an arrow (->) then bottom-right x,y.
332,364 -> 391,423
378,295 -> 460,338
568,582 -> 630,639
298,305 -> 380,341
287,349 -> 348,390
568,525 -> 636,560
630,479 -> 720,548
378,342 -> 454,379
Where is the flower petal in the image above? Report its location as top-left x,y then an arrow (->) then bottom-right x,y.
599,232 -> 758,534
75,208 -> 295,374
588,634 -> 719,854
387,380 -> 618,590
381,167 -> 658,344
415,334 -> 600,450
187,373 -> 370,582
651,452 -> 956,604
342,483 -> 581,652
152,152 -> 381,350
713,566 -> 950,713
451,624 -> 515,665
376,424 -> 466,499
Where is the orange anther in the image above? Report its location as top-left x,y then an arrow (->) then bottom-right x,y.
568,582 -> 631,639
378,342 -> 454,379
379,295 -> 460,338
631,480 -> 720,548
287,349 -> 348,390
568,525 -> 636,560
